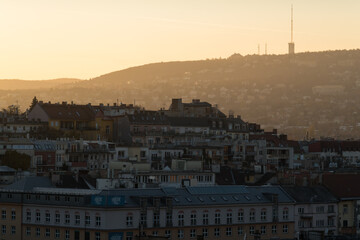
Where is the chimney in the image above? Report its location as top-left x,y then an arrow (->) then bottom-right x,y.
113,103 -> 117,106
71,101 -> 74,105
272,129 -> 277,135
62,101 -> 67,105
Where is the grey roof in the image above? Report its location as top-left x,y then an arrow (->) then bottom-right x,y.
94,185 -> 294,208
0,166 -> 16,172
4,176 -> 53,191
283,186 -> 338,203
168,117 -> 210,127
1,184 -> 294,208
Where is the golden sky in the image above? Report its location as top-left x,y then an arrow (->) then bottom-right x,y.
1,0 -> 359,79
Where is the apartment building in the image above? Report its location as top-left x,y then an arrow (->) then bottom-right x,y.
0,184 -> 295,240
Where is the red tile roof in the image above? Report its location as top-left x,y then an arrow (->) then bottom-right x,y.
40,103 -> 95,121
323,173 -> 360,198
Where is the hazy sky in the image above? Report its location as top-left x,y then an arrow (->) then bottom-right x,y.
1,0 -> 359,79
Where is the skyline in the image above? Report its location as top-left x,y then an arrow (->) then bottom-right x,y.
1,0 -> 360,80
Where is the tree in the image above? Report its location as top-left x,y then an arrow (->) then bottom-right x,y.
1,150 -> 31,170
29,96 -> 38,111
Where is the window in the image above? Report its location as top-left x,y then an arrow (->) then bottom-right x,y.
282,208 -> 289,220
126,214 -> 133,227
2,225 -> 6,234
126,232 -> 133,240
65,230 -> 70,240
343,220 -> 348,227
165,230 -> 171,238
298,207 -> 304,214
261,226 -> 266,234
261,209 -> 267,221
316,220 -> 324,227
26,227 -> 31,236
250,209 -> 255,222
316,206 -> 325,213
178,229 -> 184,239
298,220 -> 304,228
203,213 -> 209,225
238,210 -> 244,222
96,216 -> 101,226
153,213 -> 160,227
226,227 -> 232,236
140,214 -> 147,226
85,215 -> 90,225
166,213 -> 172,226
272,225 -> 277,234
215,212 -> 221,224
238,226 -> 243,235
2,210 -> 6,220
202,228 -> 208,237
75,215 -> 80,225
36,211 -> 41,222
36,228 -> 40,237
11,210 -> 15,220
95,232 -> 100,240
190,229 -> 196,238
343,204 -> 348,214
328,205 -> 334,213
214,228 -> 220,237
190,213 -> 197,225
328,218 -> 335,226
65,214 -> 70,224
178,213 -> 184,226
26,211 -> 31,221
226,212 -> 232,224
55,229 -> 60,238
10,226 -> 15,235
45,228 -> 50,237
283,224 -> 288,233
152,231 -> 158,236
55,213 -> 60,223
45,213 -> 50,222
250,226 -> 255,235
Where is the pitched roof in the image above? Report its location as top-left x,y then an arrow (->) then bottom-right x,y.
128,111 -> 169,125
168,117 -> 210,127
4,176 -> 53,191
323,173 -> 360,199
40,103 -> 95,121
283,186 -> 338,203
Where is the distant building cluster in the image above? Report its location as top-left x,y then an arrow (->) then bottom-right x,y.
1,98 -> 360,239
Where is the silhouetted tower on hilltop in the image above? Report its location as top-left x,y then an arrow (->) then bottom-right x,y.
288,5 -> 295,54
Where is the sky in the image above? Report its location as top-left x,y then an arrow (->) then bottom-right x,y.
0,0 -> 359,80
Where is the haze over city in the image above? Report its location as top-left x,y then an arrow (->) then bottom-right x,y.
1,0 -> 360,79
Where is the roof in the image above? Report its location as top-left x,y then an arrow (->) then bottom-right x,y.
283,186 -> 338,203
128,111 -> 169,125
0,166 -> 16,172
98,185 -> 294,207
39,103 -> 95,121
4,176 -> 53,191
323,173 -> 360,199
1,184 -> 294,208
168,117 -> 210,127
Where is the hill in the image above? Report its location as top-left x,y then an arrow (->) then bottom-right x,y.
0,78 -> 83,90
2,49 -> 360,140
